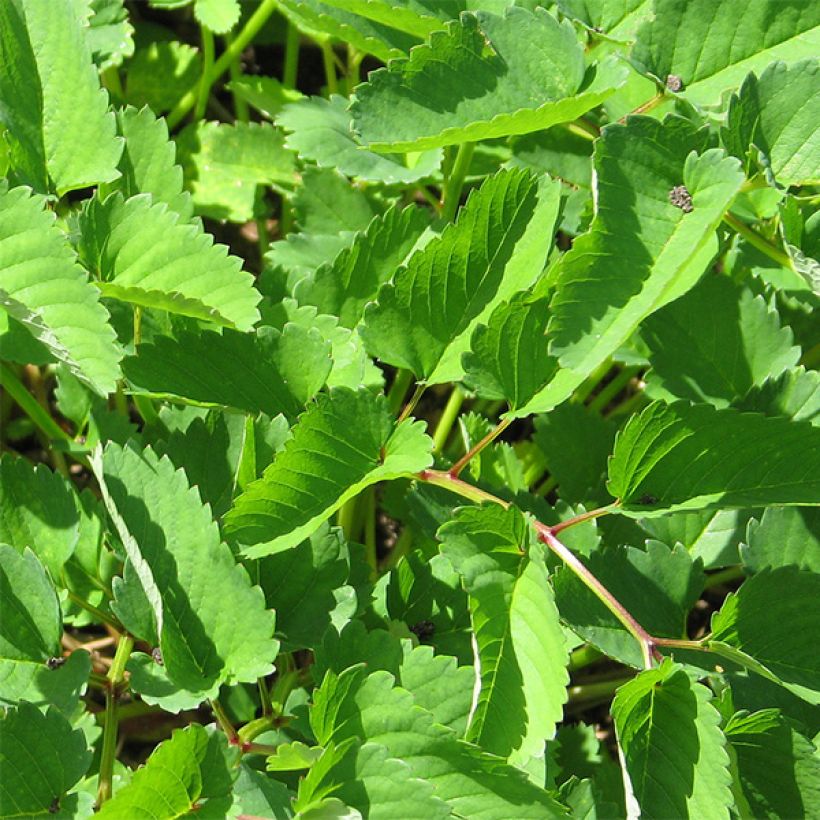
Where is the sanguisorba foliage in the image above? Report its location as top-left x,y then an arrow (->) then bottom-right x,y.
1,0 -> 819,816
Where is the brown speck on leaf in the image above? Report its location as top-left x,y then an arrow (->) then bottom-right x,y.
669,185 -> 693,213
666,74 -> 683,92
46,656 -> 65,670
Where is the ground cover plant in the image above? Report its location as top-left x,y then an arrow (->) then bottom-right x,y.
0,0 -> 819,816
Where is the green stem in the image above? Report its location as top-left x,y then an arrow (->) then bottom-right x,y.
133,394 -> 159,427
417,469 -> 511,509
347,44 -> 363,87
364,486 -> 377,579
321,43 -> 338,95
210,698 -> 239,743
0,363 -> 73,446
568,644 -> 604,672
432,386 -> 464,454
258,677 -> 273,717
572,359 -> 612,405
397,383 -> 426,424
703,565 -> 745,590
387,369 -> 414,415
587,366 -> 641,415
567,676 -> 633,704
282,22 -> 300,89
166,0 -> 279,130
96,634 -> 134,807
133,306 -> 142,347
440,142 -> 475,222
723,212 -> 794,271
225,32 -> 249,121
550,504 -> 617,535
66,590 -> 119,629
449,415 -> 511,477
535,474 -> 558,497
194,27 -> 216,122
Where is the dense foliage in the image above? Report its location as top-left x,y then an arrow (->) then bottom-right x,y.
0,0 -> 818,817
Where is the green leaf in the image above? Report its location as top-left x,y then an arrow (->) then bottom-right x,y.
176,120 -> 296,222
86,0 -> 135,70
124,38 -> 200,113
0,0 -> 122,194
0,455 -> 81,577
276,0 -> 419,63
313,0 -> 454,38
611,660 -> 733,819
438,505 -> 569,764
225,388 -> 433,557
194,0 -> 240,33
741,506 -> 820,573
710,566 -> 820,704
227,75 -> 304,120
607,400 -> 820,513
642,274 -> 800,407
97,724 -> 238,818
556,0 -> 652,43
463,292 -> 559,413
0,183 -> 122,395
279,94 -> 442,184
294,202 -> 429,328
734,367 -> 820,425
253,524 -> 351,651
725,708 -> 820,819
631,0 -> 820,107
78,192 -> 261,330
351,8 -> 626,152
311,667 -> 568,817
0,702 -> 92,818
123,326 -> 330,417
266,741 -> 324,771
93,442 -> 278,703
546,118 -> 745,381
101,104 -> 194,222
232,761 -> 294,819
723,60 -> 820,187
0,649 -> 91,716
362,168 -> 560,384
553,541 -> 704,668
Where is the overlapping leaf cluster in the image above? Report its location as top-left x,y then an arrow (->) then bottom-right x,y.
0,0 -> 818,817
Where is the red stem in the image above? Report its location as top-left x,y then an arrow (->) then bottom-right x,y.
449,416 -> 511,478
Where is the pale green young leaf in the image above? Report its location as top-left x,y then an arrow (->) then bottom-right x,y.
124,38 -> 200,113
225,388 -> 433,557
101,105 -> 194,222
123,326 -> 330,417
351,8 -> 627,152
176,121 -> 296,222
93,442 -> 278,704
734,367 -> 820,425
294,202 -> 430,327
642,274 -> 800,407
741,507 -> 820,573
0,455 -> 81,577
547,118 -> 745,377
315,0 -> 455,38
78,192 -> 261,330
227,75 -> 304,120
723,60 -> 820,187
553,541 -> 703,668
361,168 -> 560,384
607,401 -> 820,513
463,293 -> 558,413
438,505 -> 569,764
266,741 -> 324,771
631,0 -> 820,107
0,0 -> 122,194
0,702 -> 92,819
611,660 -> 733,819
194,0 -> 240,33
724,709 -> 820,819
97,724 -> 237,818
0,184 -> 122,395
279,95 -> 442,184
276,0 -> 419,63
86,0 -> 135,70
311,667 -> 568,817
710,567 -> 820,704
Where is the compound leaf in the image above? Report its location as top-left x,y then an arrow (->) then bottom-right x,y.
362,168 -> 560,384
642,274 -> 800,407
438,506 -> 569,764
1,184 -> 122,395
0,702 -> 92,819
123,325 -> 331,418
631,0 -> 820,108
351,7 -> 626,152
723,60 -> 820,187
612,660 -> 733,819
279,94 -> 443,184
0,0 -> 122,194
93,442 -> 277,704
294,202 -> 429,327
225,388 -> 433,557
710,566 -> 820,704
607,401 -> 820,513
78,192 -> 261,330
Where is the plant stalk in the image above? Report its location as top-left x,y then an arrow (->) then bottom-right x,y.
432,386 -> 464,454
449,415 -> 511,477
440,142 -> 475,222
387,369 -> 414,415
397,383 -> 426,424
723,212 -> 795,271
194,27 -> 215,121
283,22 -> 300,89
321,43 -> 338,95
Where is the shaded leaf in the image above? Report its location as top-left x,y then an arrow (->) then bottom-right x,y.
741,506 -> 820,573
124,38 -> 200,113
734,366 -> 820,425
0,649 -> 91,716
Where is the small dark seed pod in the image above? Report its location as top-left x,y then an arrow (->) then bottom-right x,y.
668,185 -> 693,213
638,494 -> 658,506
409,620 -> 435,641
46,656 -> 66,670
151,647 -> 164,665
665,74 -> 683,92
